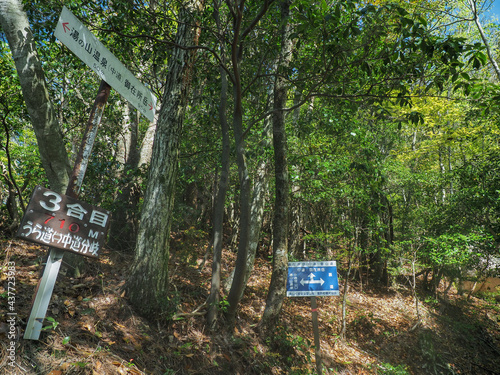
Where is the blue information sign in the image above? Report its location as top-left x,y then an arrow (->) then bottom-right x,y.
287,261 -> 340,297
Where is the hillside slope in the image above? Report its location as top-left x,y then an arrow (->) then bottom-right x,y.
1,238 -> 499,374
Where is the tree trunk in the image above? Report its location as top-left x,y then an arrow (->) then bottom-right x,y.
223,0 -> 273,328
340,253 -> 353,340
108,102 -> 141,252
1,165 -> 20,233
260,0 -> 293,330
207,9 -> 231,326
126,0 -> 202,317
0,0 -> 71,193
467,0 -> 500,81
224,1 -> 252,327
223,89 -> 273,298
225,84 -> 252,327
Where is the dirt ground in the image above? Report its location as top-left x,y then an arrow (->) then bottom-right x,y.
1,238 -> 499,374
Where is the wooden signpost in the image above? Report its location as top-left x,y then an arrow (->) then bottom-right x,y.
19,6 -> 157,340
287,261 -> 340,375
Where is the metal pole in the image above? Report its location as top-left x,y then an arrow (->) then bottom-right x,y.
311,296 -> 322,375
66,80 -> 112,198
24,80 -> 111,340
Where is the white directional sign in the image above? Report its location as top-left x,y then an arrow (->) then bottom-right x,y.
287,261 -> 340,297
54,6 -> 156,122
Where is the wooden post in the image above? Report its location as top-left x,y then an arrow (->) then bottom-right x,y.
24,81 -> 111,340
311,296 -> 322,375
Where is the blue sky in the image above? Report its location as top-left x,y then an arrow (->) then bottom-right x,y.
484,0 -> 500,19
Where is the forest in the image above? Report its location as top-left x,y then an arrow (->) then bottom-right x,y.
1,0 -> 500,374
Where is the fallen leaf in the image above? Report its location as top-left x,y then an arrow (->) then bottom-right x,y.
59,363 -> 71,371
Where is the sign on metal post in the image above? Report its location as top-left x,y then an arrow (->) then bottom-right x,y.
287,261 -> 340,375
23,249 -> 65,340
22,80 -> 111,340
287,260 -> 340,297
54,6 -> 157,122
22,6 -> 155,340
17,186 -> 110,258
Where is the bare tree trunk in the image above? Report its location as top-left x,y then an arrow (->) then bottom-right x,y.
223,88 -> 272,297
259,0 -> 293,330
108,102 -> 141,251
1,164 -> 20,232
0,0 -> 70,193
223,0 -> 273,328
225,80 -> 252,327
340,249 -> 354,340
467,0 -> 500,81
207,5 -> 230,325
126,0 -> 202,316
410,244 -> 421,329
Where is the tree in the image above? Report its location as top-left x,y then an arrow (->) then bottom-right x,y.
126,0 -> 203,316
0,0 -> 71,194
466,0 -> 500,80
223,0 -> 275,328
260,0 -> 293,330
0,40 -> 32,232
206,0 -> 231,329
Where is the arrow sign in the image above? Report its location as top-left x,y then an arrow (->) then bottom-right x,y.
54,6 -> 157,122
287,261 -> 339,297
300,277 -> 325,286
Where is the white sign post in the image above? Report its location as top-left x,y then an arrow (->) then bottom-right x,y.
24,7 -> 157,340
54,6 -> 157,122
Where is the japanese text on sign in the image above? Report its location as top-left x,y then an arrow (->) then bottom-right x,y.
287,261 -> 340,297
16,186 -> 110,258
54,6 -> 157,122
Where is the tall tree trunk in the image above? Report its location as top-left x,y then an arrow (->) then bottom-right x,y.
223,0 -> 273,328
239,121 -> 272,288
467,0 -> 500,81
439,147 -> 446,203
224,1 -> 251,328
340,253 -> 353,340
0,0 -> 70,193
126,0 -> 202,317
260,0 -> 293,330
225,79 -> 252,328
108,102 -> 141,251
1,164 -> 20,232
207,2 -> 230,326
223,90 -> 272,297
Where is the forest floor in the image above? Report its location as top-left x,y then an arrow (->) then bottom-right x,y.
1,235 -> 500,375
